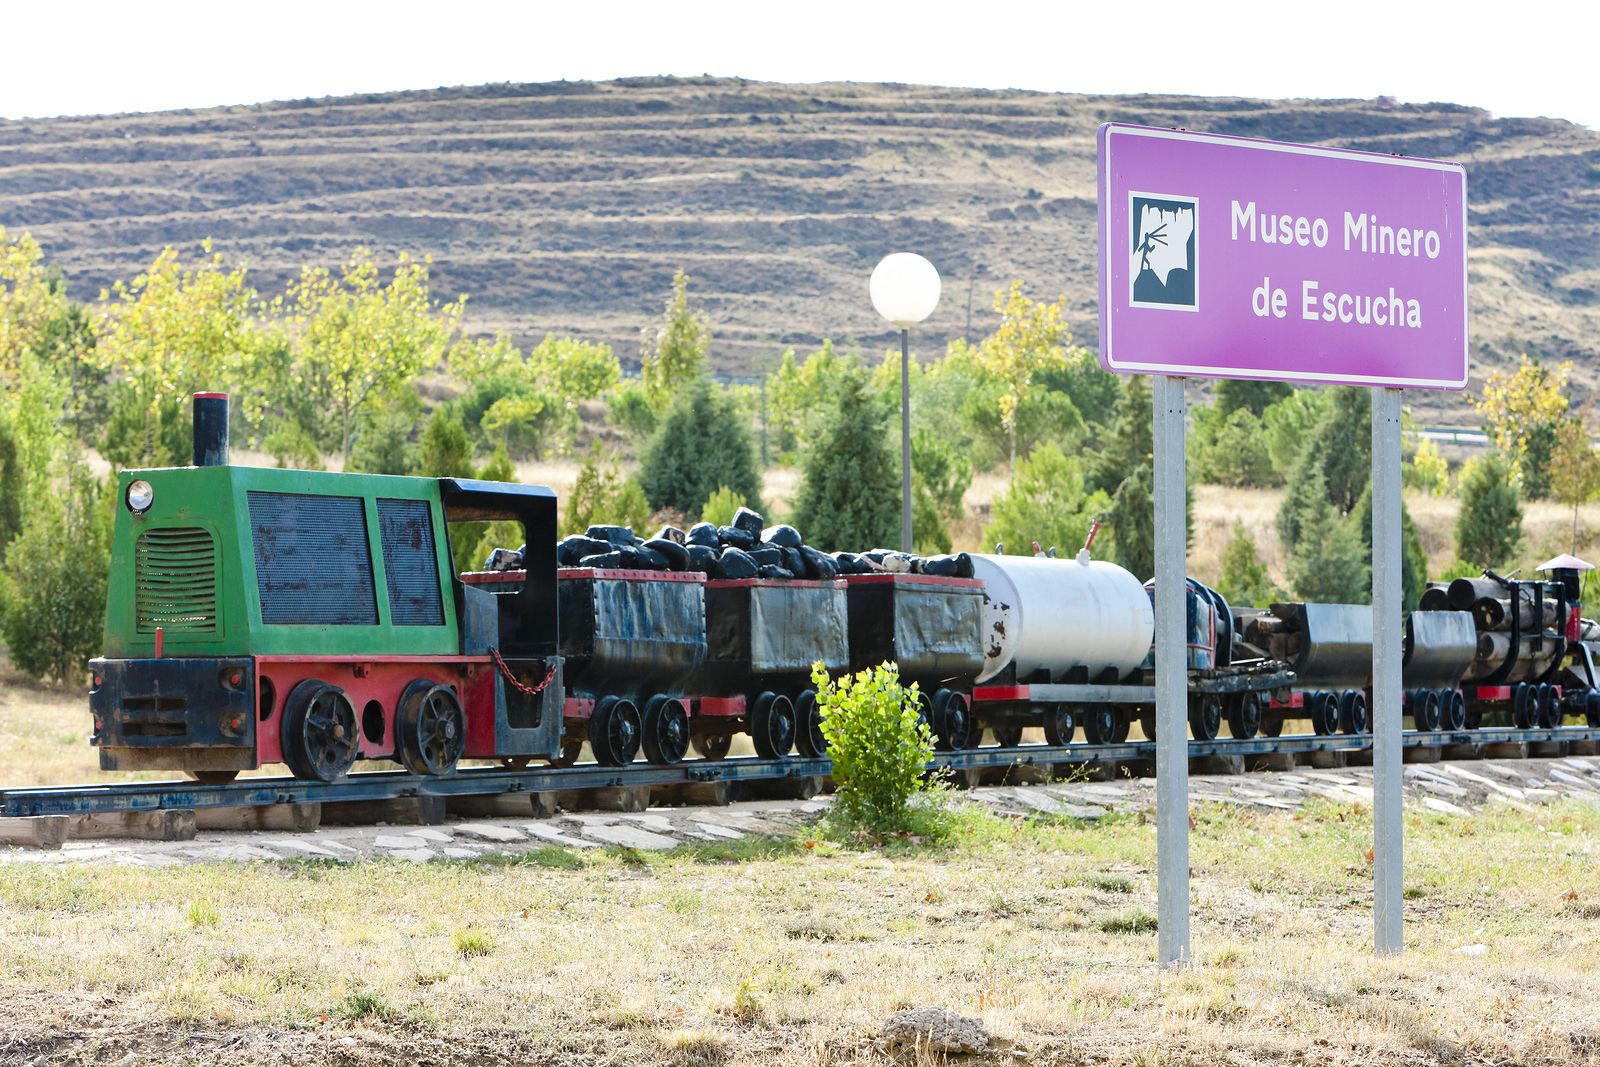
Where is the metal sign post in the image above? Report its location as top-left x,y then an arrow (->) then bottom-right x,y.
1371,387 -> 1404,952
1153,374 -> 1190,967
1097,123 -> 1469,961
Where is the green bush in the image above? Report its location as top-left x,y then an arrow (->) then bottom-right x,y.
812,662 -> 933,834
984,442 -> 1109,557
1217,522 -> 1279,608
418,406 -> 474,479
0,463 -> 111,683
565,446 -> 653,536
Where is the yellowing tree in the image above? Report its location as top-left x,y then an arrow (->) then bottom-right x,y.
974,280 -> 1078,472
283,251 -> 464,462
1472,354 -> 1571,498
0,228 -> 63,383
639,269 -> 709,412
96,243 -> 259,468
1550,415 -> 1600,554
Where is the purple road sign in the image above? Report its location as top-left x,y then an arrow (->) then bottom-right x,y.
1097,123 -> 1468,390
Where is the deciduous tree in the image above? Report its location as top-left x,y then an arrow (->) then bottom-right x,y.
640,269 -> 709,412
1549,416 -> 1600,553
1473,354 -> 1570,499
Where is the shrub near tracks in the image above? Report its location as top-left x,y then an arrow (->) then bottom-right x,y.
812,661 -> 937,835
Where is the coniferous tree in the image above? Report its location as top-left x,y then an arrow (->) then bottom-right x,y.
639,379 -> 760,518
1107,464 -> 1153,578
793,373 -> 898,551
1455,452 -> 1524,569
417,406 -> 473,478
1088,375 -> 1152,497
1218,521 -> 1279,608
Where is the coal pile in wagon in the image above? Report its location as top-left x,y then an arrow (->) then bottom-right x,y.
494,506 -> 976,580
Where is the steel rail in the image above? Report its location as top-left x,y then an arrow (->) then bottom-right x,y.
3,727 -> 1596,819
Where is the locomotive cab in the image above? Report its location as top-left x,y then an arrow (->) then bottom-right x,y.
89,394 -> 564,782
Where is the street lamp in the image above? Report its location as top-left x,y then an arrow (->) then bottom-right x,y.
870,253 -> 941,553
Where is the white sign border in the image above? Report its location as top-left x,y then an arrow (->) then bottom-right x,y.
1100,124 -> 1470,390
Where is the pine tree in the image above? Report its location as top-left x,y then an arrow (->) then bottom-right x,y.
417,406 -> 473,478
1455,451 -> 1524,569
1349,485 -> 1428,612
1088,375 -> 1151,496
793,373 -> 899,551
639,380 -> 760,518
1287,472 -> 1370,602
1218,522 -> 1278,608
639,269 -> 710,412
1107,464 -> 1153,579
1215,378 -> 1292,417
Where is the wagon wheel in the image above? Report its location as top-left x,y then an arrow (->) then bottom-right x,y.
931,689 -> 976,751
794,690 -> 827,758
641,696 -> 691,766
1227,691 -> 1262,740
750,692 -> 796,759
1536,683 -> 1560,729
1308,692 -> 1338,736
1411,689 -> 1441,732
692,731 -> 733,761
589,697 -> 641,767
281,680 -> 359,783
1187,694 -> 1222,742
991,723 -> 1025,748
1082,704 -> 1120,746
1042,704 -> 1075,747
1511,683 -> 1536,729
1586,692 -> 1600,729
188,770 -> 239,785
1339,690 -> 1369,735
1439,689 -> 1467,733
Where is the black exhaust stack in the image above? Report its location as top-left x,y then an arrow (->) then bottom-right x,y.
192,392 -> 230,467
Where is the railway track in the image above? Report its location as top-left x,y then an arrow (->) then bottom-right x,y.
3,727 -> 1596,839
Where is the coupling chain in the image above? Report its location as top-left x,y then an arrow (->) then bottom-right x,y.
489,647 -> 558,697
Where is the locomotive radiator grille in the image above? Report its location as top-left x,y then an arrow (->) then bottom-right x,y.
135,526 -> 218,633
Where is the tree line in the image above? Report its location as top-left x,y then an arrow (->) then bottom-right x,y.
2,229 -> 1595,684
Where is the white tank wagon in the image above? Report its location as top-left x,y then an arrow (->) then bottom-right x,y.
969,553 -> 1154,687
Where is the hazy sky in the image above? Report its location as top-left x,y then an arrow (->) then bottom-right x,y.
2,1 -> 1592,131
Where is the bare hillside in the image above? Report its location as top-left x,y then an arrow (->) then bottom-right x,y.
2,77 -> 1596,417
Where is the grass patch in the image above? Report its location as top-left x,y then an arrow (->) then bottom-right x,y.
335,989 -> 397,1022
452,926 -> 494,958
1098,908 -> 1159,934
185,899 -> 220,928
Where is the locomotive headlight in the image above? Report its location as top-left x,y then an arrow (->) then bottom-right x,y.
126,480 -> 154,514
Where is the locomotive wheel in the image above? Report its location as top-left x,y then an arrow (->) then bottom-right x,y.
794,690 -> 827,758
1111,712 -> 1130,744
1309,692 -> 1337,736
641,696 -> 691,766
931,689 -> 976,751
1536,684 -> 1560,729
1586,692 -> 1600,729
590,696 -> 642,766
188,770 -> 239,785
1188,695 -> 1222,741
992,723 -> 1025,748
1439,689 -> 1467,732
1511,683 -> 1536,729
1082,705 -> 1119,746
692,732 -> 733,760
1227,691 -> 1262,740
1042,704 -> 1075,746
395,681 -> 467,776
281,680 -> 359,782
1339,690 -> 1369,735
1260,707 -> 1284,737
750,692 -> 796,759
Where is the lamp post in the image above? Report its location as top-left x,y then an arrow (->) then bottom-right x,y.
870,253 -> 941,554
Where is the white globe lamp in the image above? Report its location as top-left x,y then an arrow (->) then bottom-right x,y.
870,253 -> 941,552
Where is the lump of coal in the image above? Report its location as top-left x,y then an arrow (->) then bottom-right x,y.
687,522 -> 720,548
921,554 -> 961,577
686,544 -> 721,576
654,525 -> 687,545
780,546 -> 807,575
643,537 -> 690,571
731,506 -> 765,539
631,544 -> 668,570
718,525 -> 758,551
747,546 -> 783,567
760,524 -> 803,549
578,550 -> 626,569
757,563 -> 795,579
802,546 -> 840,578
718,547 -> 758,580
558,535 -> 612,566
586,525 -> 638,547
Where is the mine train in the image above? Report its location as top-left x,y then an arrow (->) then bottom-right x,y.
90,395 -> 1600,783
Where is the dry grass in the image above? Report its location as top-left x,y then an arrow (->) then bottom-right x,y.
3,801 -> 1600,1064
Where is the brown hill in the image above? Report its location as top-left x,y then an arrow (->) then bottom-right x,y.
2,76 -> 1597,419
